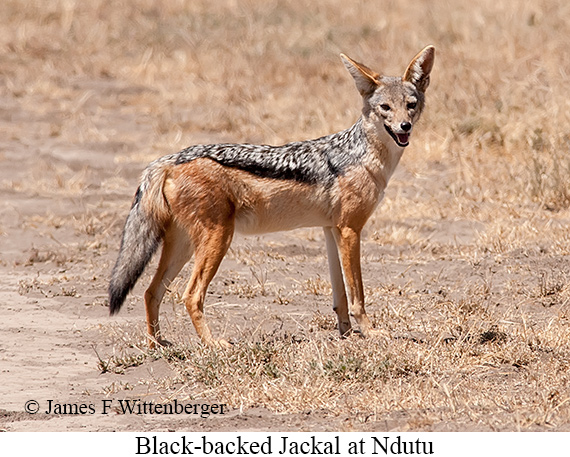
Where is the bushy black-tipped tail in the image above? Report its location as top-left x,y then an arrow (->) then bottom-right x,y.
108,163 -> 171,315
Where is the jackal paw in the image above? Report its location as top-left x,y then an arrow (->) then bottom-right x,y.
338,323 -> 353,338
361,328 -> 390,339
203,338 -> 232,349
148,337 -> 172,349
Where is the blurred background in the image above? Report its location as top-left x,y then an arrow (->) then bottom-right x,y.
2,0 -> 570,209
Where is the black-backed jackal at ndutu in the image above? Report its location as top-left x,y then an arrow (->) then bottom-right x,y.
109,45 -> 435,347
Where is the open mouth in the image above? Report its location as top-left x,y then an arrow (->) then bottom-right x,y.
385,125 -> 410,147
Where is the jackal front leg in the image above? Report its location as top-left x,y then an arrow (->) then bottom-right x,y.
324,227 -> 351,336
334,226 -> 374,336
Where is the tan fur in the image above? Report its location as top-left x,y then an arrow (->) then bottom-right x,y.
145,141 -> 398,346
141,163 -> 172,228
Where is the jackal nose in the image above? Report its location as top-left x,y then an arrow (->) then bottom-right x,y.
400,122 -> 412,132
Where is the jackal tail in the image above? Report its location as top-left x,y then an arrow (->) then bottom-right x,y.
108,160 -> 171,315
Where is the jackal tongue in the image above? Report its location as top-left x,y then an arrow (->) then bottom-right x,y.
396,133 -> 409,145
384,124 -> 410,147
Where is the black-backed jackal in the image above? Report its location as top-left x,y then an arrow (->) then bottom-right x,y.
109,46 -> 435,347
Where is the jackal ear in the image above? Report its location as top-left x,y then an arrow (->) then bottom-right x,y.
341,53 -> 380,97
403,45 -> 435,93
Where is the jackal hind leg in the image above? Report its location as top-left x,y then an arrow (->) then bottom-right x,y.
324,227 -> 351,336
183,223 -> 234,347
144,224 -> 193,348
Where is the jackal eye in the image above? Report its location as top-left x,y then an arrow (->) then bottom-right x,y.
407,102 -> 417,110
380,104 -> 391,111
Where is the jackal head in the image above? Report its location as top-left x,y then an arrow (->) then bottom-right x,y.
341,45 -> 435,148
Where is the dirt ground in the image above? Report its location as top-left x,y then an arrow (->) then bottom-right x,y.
2,96 -> 570,431
2,0 -> 570,432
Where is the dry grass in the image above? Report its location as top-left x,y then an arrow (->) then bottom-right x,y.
4,0 -> 570,430
102,298 -> 570,430
3,0 -> 570,207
